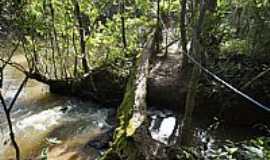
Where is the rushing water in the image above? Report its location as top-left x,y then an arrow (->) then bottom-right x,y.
0,55 -> 115,160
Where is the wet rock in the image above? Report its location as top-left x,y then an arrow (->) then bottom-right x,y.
59,106 -> 69,113
85,128 -> 114,151
47,144 -> 99,160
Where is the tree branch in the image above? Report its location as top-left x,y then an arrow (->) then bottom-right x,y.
0,91 -> 21,160
7,76 -> 29,112
241,67 -> 270,90
120,0 -> 127,49
0,58 -> 28,74
0,41 -> 25,160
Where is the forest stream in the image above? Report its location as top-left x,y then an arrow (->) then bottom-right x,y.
0,54 -> 117,159
1,1 -> 270,159
0,55 -> 267,160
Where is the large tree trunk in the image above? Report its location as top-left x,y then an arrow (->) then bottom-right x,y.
178,0 -> 207,146
101,34 -> 166,160
73,0 -> 90,73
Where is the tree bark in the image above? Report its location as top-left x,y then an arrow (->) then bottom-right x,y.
101,35 -> 160,160
121,0 -> 127,49
179,0 -> 207,146
73,0 -> 90,73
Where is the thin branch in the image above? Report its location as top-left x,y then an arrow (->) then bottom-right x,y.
0,91 -> 21,160
241,67 -> 270,90
120,0 -> 127,49
8,76 -> 29,112
180,0 -> 187,53
155,0 -> 161,52
161,39 -> 179,50
0,58 -> 28,74
0,74 -> 28,160
2,42 -> 20,69
0,42 -> 27,160
1,42 -> 20,88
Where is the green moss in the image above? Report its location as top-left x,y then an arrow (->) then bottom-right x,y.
100,43 -> 152,160
100,68 -> 138,160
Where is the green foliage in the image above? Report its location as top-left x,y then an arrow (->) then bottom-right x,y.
207,137 -> 270,160
86,14 -> 153,71
221,39 -> 249,55
217,0 -> 270,55
2,0 -> 269,76
12,0 -> 160,80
